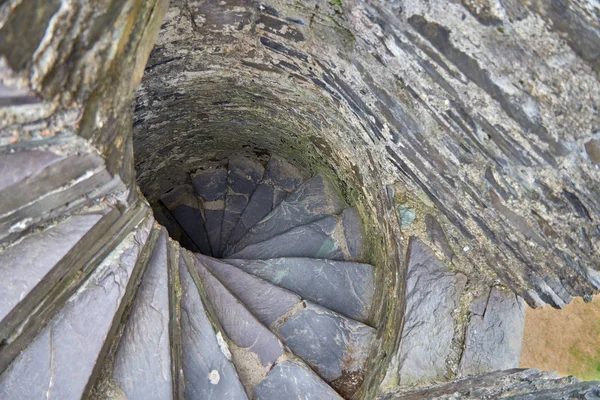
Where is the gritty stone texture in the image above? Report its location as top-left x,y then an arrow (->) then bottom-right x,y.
112,229 -> 173,399
0,213 -> 102,328
254,360 -> 343,400
197,254 -> 301,327
459,288 -> 525,376
0,218 -> 152,400
397,237 -> 467,386
179,252 -> 247,399
225,257 -> 375,323
276,302 -> 375,384
192,165 -> 228,256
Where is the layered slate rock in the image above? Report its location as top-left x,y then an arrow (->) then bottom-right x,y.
192,164 -> 228,257
0,218 -> 153,400
255,360 -> 343,400
196,254 -> 301,327
0,150 -> 62,192
179,253 -> 247,399
396,237 -> 466,385
112,228 -> 173,399
0,212 -> 104,340
227,174 -> 345,255
220,156 -> 265,254
160,185 -> 212,255
228,208 -> 363,261
224,257 -> 374,323
459,288 -> 525,376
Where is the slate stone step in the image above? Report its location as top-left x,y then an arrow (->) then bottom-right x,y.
226,174 -> 345,256
0,217 -> 154,400
255,360 -> 343,400
196,254 -> 301,327
178,252 -> 248,399
227,208 -> 363,261
0,211 -> 106,342
273,301 -> 376,397
220,156 -> 265,254
188,254 -> 284,392
192,164 -> 228,257
224,257 -> 375,323
112,228 -> 174,399
226,156 -> 307,250
0,150 -> 63,192
160,184 -> 212,255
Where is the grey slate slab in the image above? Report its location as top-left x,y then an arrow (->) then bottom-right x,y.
0,218 -> 153,400
224,258 -> 375,323
112,229 -> 173,399
227,174 -> 345,256
254,360 -> 343,400
192,165 -> 227,257
179,253 -> 248,400
0,150 -> 63,192
229,209 -> 363,261
261,155 -> 308,208
459,287 -> 525,376
196,254 -> 301,327
276,302 -> 375,383
397,237 -> 467,386
0,213 -> 103,325
190,256 -> 284,368
227,184 -> 273,250
220,156 -> 265,254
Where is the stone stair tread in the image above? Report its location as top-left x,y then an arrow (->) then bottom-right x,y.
254,359 -> 343,400
189,255 -> 284,391
196,254 -> 301,327
0,212 -> 105,330
226,156 -> 308,250
227,208 -> 363,261
179,252 -> 248,399
0,217 -> 153,400
226,174 -> 345,255
274,301 -> 375,395
223,257 -> 374,323
112,228 -> 173,399
160,184 -> 212,255
0,150 -> 63,192
220,156 -> 265,254
191,164 -> 228,257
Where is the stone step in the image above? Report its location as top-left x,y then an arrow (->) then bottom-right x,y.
188,254 -> 284,393
0,150 -> 63,192
273,301 -> 375,397
0,217 -> 154,400
178,251 -> 248,399
191,164 -> 228,257
224,257 -> 375,323
0,212 -> 105,343
220,156 -> 265,254
160,184 -> 212,255
254,359 -> 343,400
111,228 -> 174,399
227,208 -> 363,261
226,156 -> 307,250
226,174 -> 345,256
196,254 -> 301,327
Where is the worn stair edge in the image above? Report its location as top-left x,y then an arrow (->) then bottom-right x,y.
168,238 -> 185,399
0,201 -> 151,375
153,202 -> 201,253
0,150 -> 64,193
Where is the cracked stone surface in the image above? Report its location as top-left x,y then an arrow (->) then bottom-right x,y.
228,174 -> 345,255
276,302 -> 375,383
192,165 -> 227,257
179,253 -> 247,399
112,228 -> 173,399
221,156 -> 265,253
0,218 -> 152,400
254,360 -> 342,400
0,150 -> 63,192
0,212 -> 103,326
225,257 -> 374,323
197,254 -> 301,327
397,237 -> 467,386
459,287 -> 525,376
